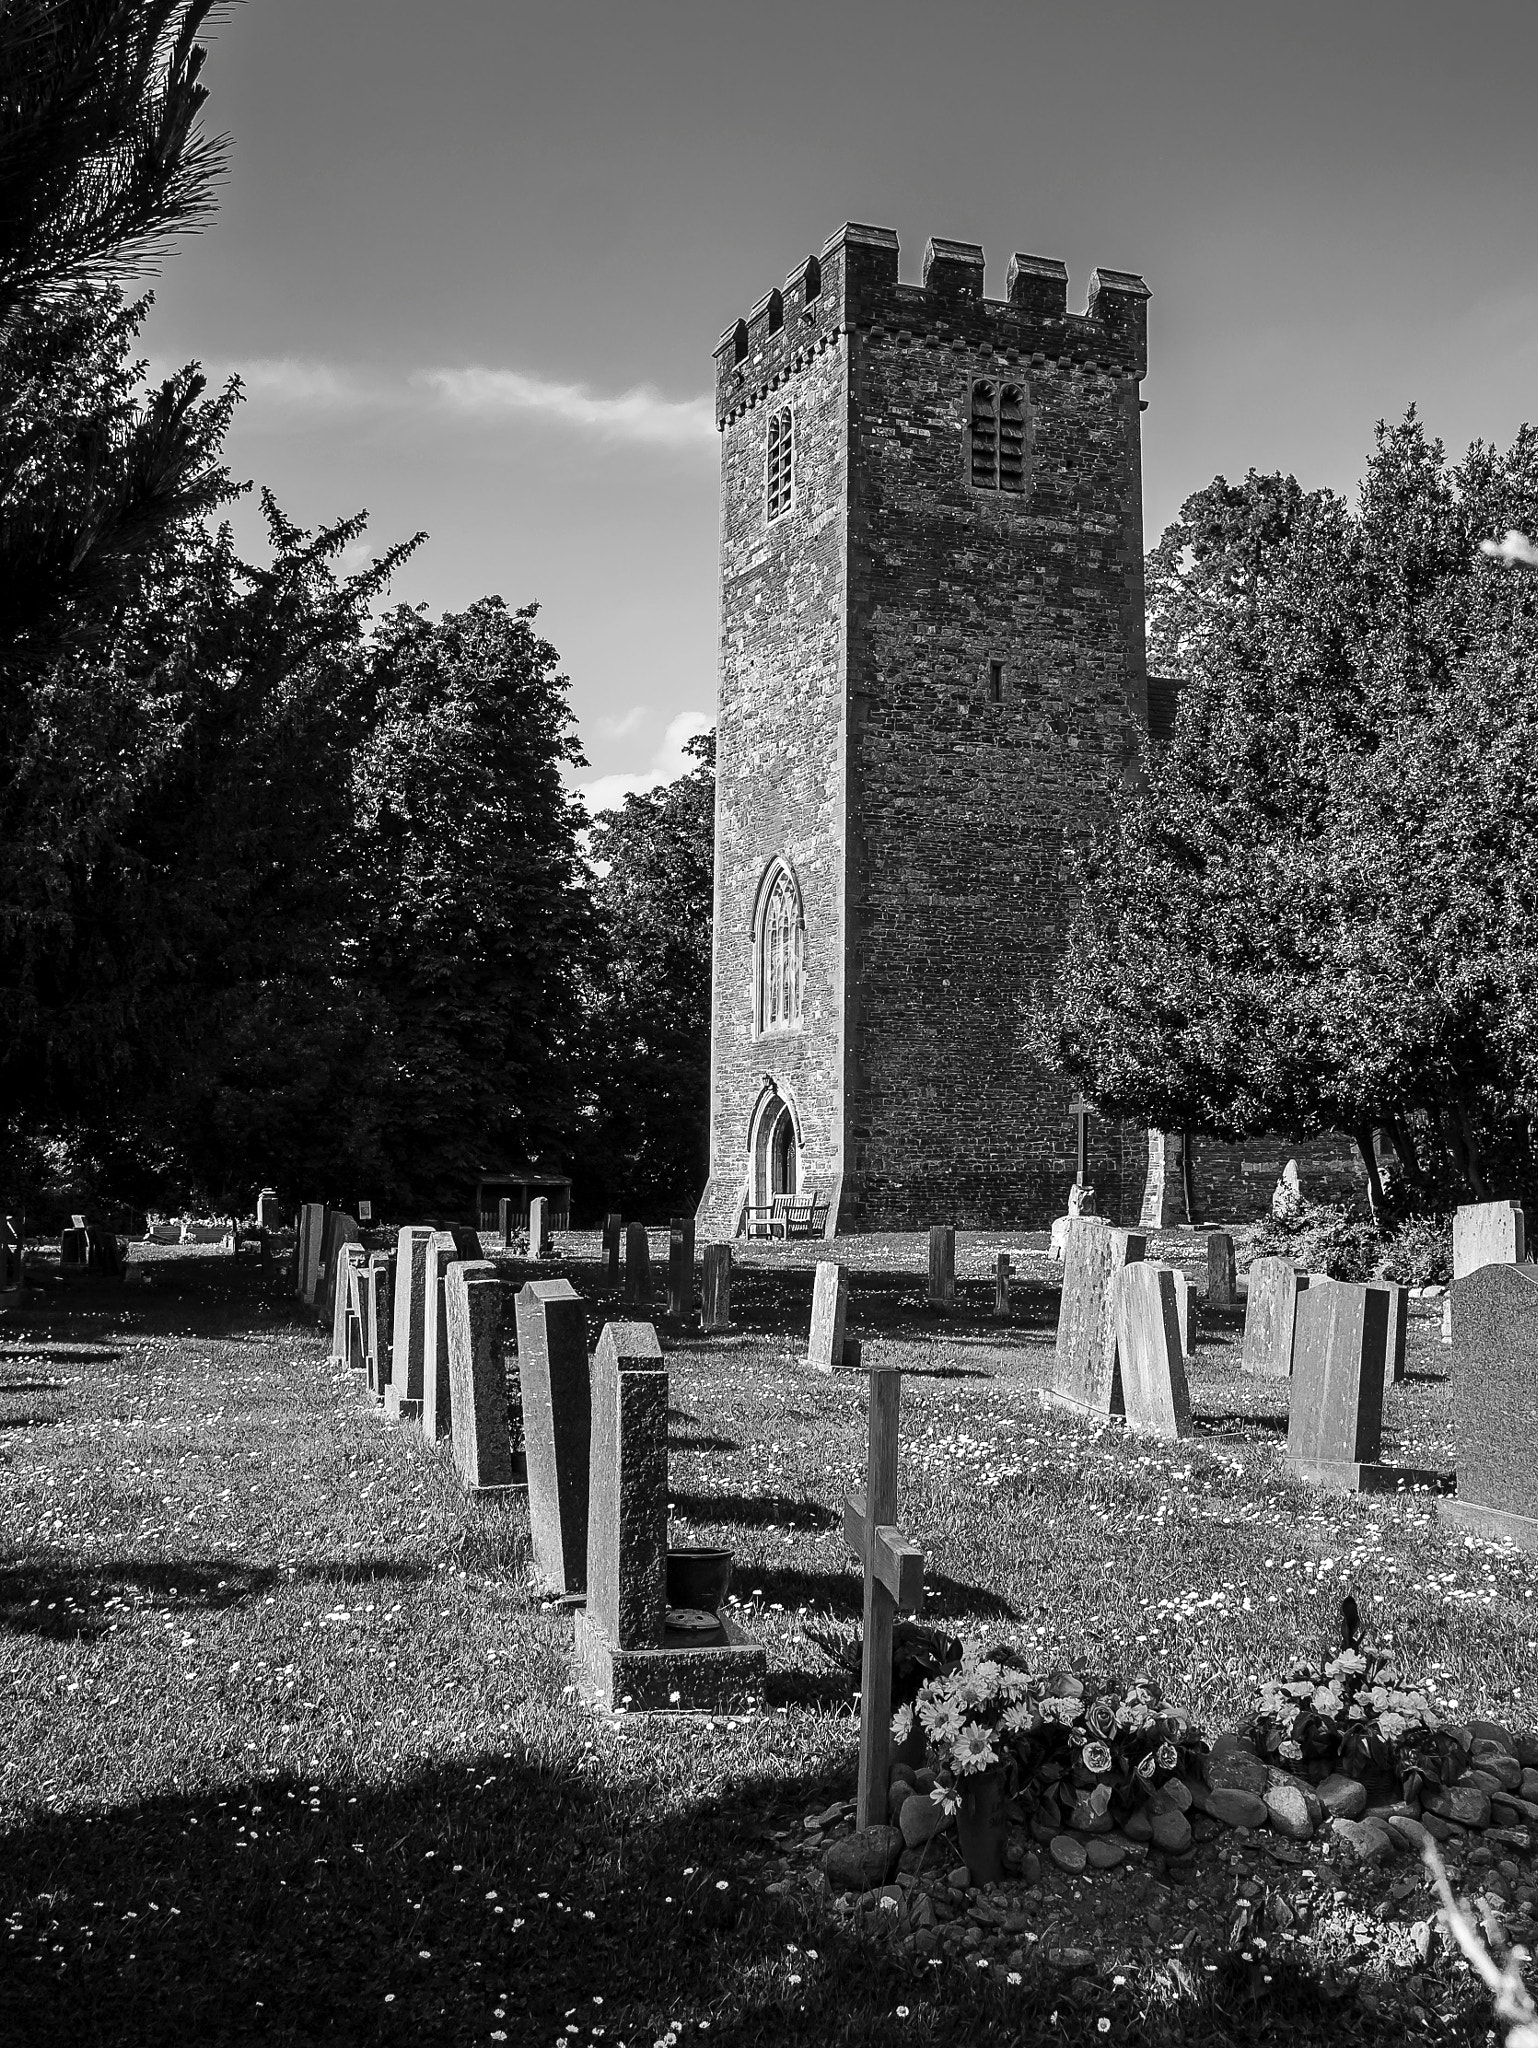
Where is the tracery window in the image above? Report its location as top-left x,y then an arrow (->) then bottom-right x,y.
969,381 -> 1026,493
767,407 -> 794,521
755,862 -> 804,1033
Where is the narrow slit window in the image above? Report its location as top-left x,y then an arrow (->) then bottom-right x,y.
988,659 -> 1004,703
767,407 -> 794,521
998,386 -> 1025,492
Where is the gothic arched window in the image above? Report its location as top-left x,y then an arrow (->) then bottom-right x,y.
755,861 -> 805,1034
969,380 -> 1027,493
766,406 -> 794,521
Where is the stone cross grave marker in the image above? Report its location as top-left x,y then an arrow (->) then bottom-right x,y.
926,1226 -> 955,1309
444,1261 -> 512,1493
1242,1258 -> 1311,1378
529,1197 -> 550,1260
517,1277 -> 591,1593
667,1217 -> 695,1320
388,1227 -> 435,1422
1285,1281 -> 1443,1494
1443,1262 -> 1538,1551
1207,1232 -> 1237,1312
1050,1218 -> 1146,1415
807,1260 -> 848,1374
1108,1264 -> 1191,1438
363,1251 -> 394,1401
842,1365 -> 926,1831
701,1244 -> 732,1332
623,1223 -> 650,1304
993,1253 -> 1011,1321
1069,1095 -> 1090,1187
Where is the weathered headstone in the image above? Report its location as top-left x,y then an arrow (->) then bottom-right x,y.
573,1322 -> 765,1711
994,1252 -> 1012,1320
387,1227 -> 434,1422
1146,1261 -> 1191,1358
1287,1281 -> 1396,1491
604,1214 -> 622,1286
623,1222 -> 650,1304
807,1260 -> 848,1374
1050,1218 -> 1146,1414
297,1203 -> 326,1304
1453,1200 -> 1525,1281
1207,1232 -> 1237,1311
256,1188 -> 281,1231
842,1365 -> 926,1830
1108,1264 -> 1191,1438
363,1252 -> 394,1401
498,1196 -> 513,1250
318,1210 -> 359,1311
1241,1258 -> 1311,1378
926,1225 -> 955,1309
700,1243 -> 732,1332
667,1217 -> 695,1319
444,1261 -> 510,1492
517,1277 -> 591,1591
1442,1263 -> 1538,1550
1140,1129 -> 1189,1228
529,1197 -> 550,1260
331,1242 -> 368,1366
422,1226 -> 484,1441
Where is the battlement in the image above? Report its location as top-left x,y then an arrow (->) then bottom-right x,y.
715,222 -> 1149,424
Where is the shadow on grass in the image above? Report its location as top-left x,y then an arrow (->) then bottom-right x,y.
0,1377 -> 68,1393
671,1491 -> 837,1531
0,1414 -> 61,1431
669,1432 -> 742,1454
1194,1413 -> 1288,1437
0,1555 -> 431,1641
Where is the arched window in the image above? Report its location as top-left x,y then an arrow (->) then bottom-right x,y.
755,861 -> 804,1034
766,406 -> 794,521
968,380 -> 1027,493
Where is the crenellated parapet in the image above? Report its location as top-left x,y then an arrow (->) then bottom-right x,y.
714,222 -> 1149,427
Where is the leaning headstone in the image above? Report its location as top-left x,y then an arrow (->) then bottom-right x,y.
807,1260 -> 849,1374
994,1253 -> 1012,1321
1452,1200 -> 1525,1281
498,1196 -> 513,1250
1287,1282 -> 1390,1491
1049,1218 -> 1146,1415
573,1321 -> 765,1711
1148,1262 -> 1191,1357
623,1222 -> 650,1304
387,1227 -> 434,1422
926,1226 -> 955,1309
700,1244 -> 732,1332
604,1214 -> 622,1286
1242,1258 -> 1311,1378
297,1203 -> 326,1303
667,1217 -> 695,1319
363,1252 -> 394,1402
1442,1263 -> 1538,1550
1207,1232 -> 1237,1311
529,1197 -> 550,1260
1108,1264 -> 1192,1438
256,1188 -> 281,1231
444,1262 -> 512,1492
517,1277 -> 591,1591
331,1242 -> 368,1366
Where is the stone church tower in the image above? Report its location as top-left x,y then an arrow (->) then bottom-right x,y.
695,222 -> 1153,1237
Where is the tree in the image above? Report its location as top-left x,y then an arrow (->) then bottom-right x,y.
577,731 -> 715,1219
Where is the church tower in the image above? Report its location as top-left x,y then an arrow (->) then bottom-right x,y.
695,222 -> 1152,1237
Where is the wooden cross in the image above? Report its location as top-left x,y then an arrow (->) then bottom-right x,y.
843,1364 -> 926,1831
1069,1095 -> 1090,1187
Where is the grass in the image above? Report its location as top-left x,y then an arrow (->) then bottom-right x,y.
0,1230 -> 1522,2045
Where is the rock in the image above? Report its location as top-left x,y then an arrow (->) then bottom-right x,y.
914,1768 -> 936,1793
1331,1817 -> 1396,1865
1471,1746 -> 1523,1790
910,1893 -> 936,1929
1317,1774 -> 1369,1821
1469,1768 -> 1514,1799
1152,1807 -> 1194,1855
1162,1779 -> 1193,1812
1265,1782 -> 1317,1840
1470,1722 -> 1516,1754
900,1792 -> 951,1850
1411,1920 -> 1434,1964
1418,1810 -> 1461,1842
1267,1892 -> 1295,1932
1386,1814 -> 1434,1854
1207,1788 -> 1271,1830
1047,1945 -> 1097,1970
1049,1835 -> 1088,1874
824,1826 -> 904,1892
1522,1771 -> 1538,1804
1067,1803 -> 1114,1834
1206,1747 -> 1269,1798
1516,1736 -> 1538,1770
1085,1837 -> 1125,1870
1423,1784 -> 1492,1829
947,1865 -> 972,1891
1123,1808 -> 1154,1843
889,1783 -> 915,1823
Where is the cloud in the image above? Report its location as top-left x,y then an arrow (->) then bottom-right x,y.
417,366 -> 715,446
225,356 -> 380,410
575,709 -> 712,816
596,704 -> 651,741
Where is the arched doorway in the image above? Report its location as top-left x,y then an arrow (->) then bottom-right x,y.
751,1090 -> 799,1213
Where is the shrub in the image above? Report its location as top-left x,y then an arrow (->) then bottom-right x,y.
1374,1211 -> 1453,1287
1253,1197 -> 1379,1281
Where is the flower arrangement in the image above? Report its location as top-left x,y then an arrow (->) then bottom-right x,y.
1246,1643 -> 1460,1790
892,1640 -> 1205,1828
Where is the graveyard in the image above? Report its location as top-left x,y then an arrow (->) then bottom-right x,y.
0,1222 -> 1530,2045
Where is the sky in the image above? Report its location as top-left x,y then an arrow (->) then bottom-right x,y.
145,0 -> 1538,812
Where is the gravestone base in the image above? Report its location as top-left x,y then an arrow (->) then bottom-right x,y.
1440,1496 -> 1538,1551
1292,1458 -> 1452,1496
1037,1386 -> 1124,1422
460,1450 -> 529,1501
573,1608 -> 765,1713
385,1393 -> 422,1424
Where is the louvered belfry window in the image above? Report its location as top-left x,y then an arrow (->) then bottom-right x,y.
970,381 -> 1026,493
766,406 -> 793,521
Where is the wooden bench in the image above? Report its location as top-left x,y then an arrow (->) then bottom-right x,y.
744,1192 -> 829,1240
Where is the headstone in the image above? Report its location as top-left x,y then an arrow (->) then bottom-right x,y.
926,1226 -> 955,1309
667,1217 -> 695,1319
623,1222 -> 650,1304
1241,1258 -> 1311,1378
1050,1218 -> 1146,1414
1272,1158 -> 1303,1223
604,1214 -> 622,1285
363,1252 -> 394,1401
423,1226 -> 484,1441
517,1277 -> 591,1591
331,1242 -> 368,1365
322,1213 -> 362,1333
1207,1231 -> 1237,1311
1452,1200 -> 1525,1281
994,1253 -> 1011,1320
387,1227 -> 435,1422
529,1196 -> 550,1260
498,1196 -> 513,1249
573,1321 -> 765,1711
807,1260 -> 848,1374
256,1188 -> 281,1231
1108,1264 -> 1191,1438
1169,1266 -> 1191,1357
444,1261 -> 511,1491
1442,1263 -> 1538,1550
842,1365 -> 926,1829
1287,1281 -> 1392,1491
344,1254 -> 369,1375
297,1203 -> 326,1302
1140,1129 -> 1188,1229
1049,1182 -> 1096,1261
59,1226 -> 87,1271
358,1199 -> 373,1223
1365,1280 -> 1409,1388
700,1243 -> 732,1332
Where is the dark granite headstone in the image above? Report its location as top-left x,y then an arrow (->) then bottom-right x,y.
807,1260 -> 848,1374
1050,1218 -> 1146,1414
623,1223 -> 650,1304
1287,1281 -> 1401,1491
59,1226 -> 87,1271
1364,1280 -> 1409,1388
1108,1263 -> 1191,1438
1241,1258 -> 1310,1378
1207,1232 -> 1237,1311
1442,1264 -> 1538,1549
584,1321 -> 668,1649
256,1188 -> 281,1231
498,1196 -> 512,1250
387,1227 -> 434,1421
318,1210 -> 360,1319
604,1214 -> 622,1286
444,1262 -> 510,1491
701,1243 -> 732,1332
517,1277 -> 591,1591
297,1203 -> 326,1303
667,1217 -> 695,1319
926,1226 -> 955,1309
529,1197 -> 550,1260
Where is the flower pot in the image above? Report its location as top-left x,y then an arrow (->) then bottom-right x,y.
665,1547 -> 733,1611
956,1765 -> 1008,1885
